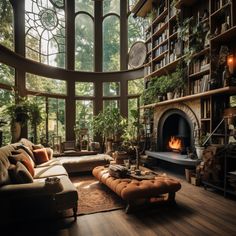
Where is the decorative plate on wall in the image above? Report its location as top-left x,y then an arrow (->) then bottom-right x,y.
128,41 -> 147,69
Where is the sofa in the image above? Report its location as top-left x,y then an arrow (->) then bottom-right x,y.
0,138 -> 113,223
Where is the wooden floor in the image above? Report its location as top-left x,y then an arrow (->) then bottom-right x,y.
2,172 -> 236,236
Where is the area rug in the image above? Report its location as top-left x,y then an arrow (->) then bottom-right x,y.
70,175 -> 125,215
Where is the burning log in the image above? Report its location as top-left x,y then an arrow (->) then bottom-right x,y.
168,136 -> 182,152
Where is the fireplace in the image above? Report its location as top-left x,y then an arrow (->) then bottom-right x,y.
158,109 -> 193,154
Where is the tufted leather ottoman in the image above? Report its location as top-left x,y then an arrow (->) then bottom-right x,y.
92,166 -> 181,212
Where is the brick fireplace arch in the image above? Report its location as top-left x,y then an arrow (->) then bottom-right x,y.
154,103 -> 200,151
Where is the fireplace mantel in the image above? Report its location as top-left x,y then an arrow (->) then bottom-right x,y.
140,87 -> 236,109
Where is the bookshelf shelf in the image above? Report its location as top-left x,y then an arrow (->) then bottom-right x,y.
140,87 -> 236,109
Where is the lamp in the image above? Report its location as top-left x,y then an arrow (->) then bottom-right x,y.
227,54 -> 236,76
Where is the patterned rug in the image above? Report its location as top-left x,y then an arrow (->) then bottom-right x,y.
70,175 -> 125,215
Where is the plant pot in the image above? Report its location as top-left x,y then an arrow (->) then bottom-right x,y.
106,139 -> 113,154
11,121 -> 21,143
195,146 -> 205,159
167,92 -> 174,100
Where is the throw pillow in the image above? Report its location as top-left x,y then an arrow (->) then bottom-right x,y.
33,144 -> 53,159
9,153 -> 35,177
12,149 -> 35,168
33,148 -> 49,165
14,162 -> 34,184
45,147 -> 53,160
32,144 -> 44,150
16,144 -> 35,163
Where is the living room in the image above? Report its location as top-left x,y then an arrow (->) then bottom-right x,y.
1,0 -> 236,235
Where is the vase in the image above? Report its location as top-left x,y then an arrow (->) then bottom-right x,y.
167,92 -> 174,100
195,146 -> 205,159
11,121 -> 21,143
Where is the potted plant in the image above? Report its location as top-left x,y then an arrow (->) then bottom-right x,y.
159,74 -> 175,100
3,96 -> 30,143
3,95 -> 42,143
93,106 -> 127,154
195,134 -> 208,159
141,76 -> 163,105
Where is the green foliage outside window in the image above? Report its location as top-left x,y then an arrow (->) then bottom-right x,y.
103,82 -> 120,96
48,98 -> 65,146
26,73 -> 67,95
0,89 -> 14,145
103,15 -> 120,72
75,14 -> 94,71
0,0 -> 13,50
75,82 -> 94,96
128,78 -> 144,95
0,63 -> 14,86
75,0 -> 94,16
103,100 -> 119,110
75,100 -> 94,138
103,0 -> 120,15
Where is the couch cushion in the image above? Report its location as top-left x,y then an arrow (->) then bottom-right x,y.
14,162 -> 34,184
34,165 -> 68,179
33,148 -> 49,165
0,145 -> 16,186
36,159 -> 62,168
33,145 -> 53,160
58,154 -> 113,173
9,153 -> 35,177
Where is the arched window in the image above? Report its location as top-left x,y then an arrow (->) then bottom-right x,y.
103,15 -> 120,72
0,0 -> 14,50
75,13 -> 94,71
128,13 -> 148,50
25,0 -> 65,68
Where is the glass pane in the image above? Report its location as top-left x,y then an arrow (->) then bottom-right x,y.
128,14 -> 148,50
0,63 -> 15,86
127,98 -> 139,140
25,0 -> 65,68
48,98 -> 65,146
0,0 -> 14,50
75,14 -> 94,71
128,98 -> 138,121
75,100 -> 94,139
75,82 -> 94,96
27,96 -> 46,144
103,100 -> 119,110
75,0 -> 94,16
103,0 -> 120,15
128,78 -> 144,95
103,16 -> 120,72
128,0 -> 137,12
0,89 -> 14,145
26,73 -> 67,95
103,82 -> 120,96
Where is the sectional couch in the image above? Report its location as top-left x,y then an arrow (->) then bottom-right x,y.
0,138 -> 113,223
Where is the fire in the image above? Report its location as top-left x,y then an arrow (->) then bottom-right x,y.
168,136 -> 182,150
